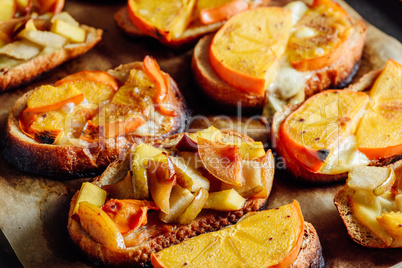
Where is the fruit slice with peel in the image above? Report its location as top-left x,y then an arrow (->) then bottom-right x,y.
147,154 -> 176,214
286,0 -> 353,71
231,141 -> 265,160
159,185 -> 194,223
177,187 -> 209,225
54,70 -> 120,91
347,166 -> 396,196
151,200 -> 304,268
170,156 -> 210,192
356,59 -> 402,160
176,126 -> 222,151
198,137 -> 244,186
25,84 -> 84,113
127,0 -> 196,42
102,199 -> 158,235
78,201 -> 126,250
73,182 -> 107,215
199,0 -> 249,25
102,172 -> 135,199
279,90 -> 369,173
203,189 -> 245,211
253,149 -> 275,199
209,7 -> 293,95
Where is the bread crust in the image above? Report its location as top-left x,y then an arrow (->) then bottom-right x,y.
0,25 -> 103,92
3,62 -> 187,179
191,18 -> 367,108
271,74 -> 402,184
67,129 -> 276,267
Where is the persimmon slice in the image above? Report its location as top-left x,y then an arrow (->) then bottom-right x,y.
151,200 -> 304,268
199,0 -> 249,25
286,0 -> 353,71
198,137 -> 244,186
279,90 -> 369,172
209,7 -> 293,95
54,70 -> 121,91
356,59 -> 402,160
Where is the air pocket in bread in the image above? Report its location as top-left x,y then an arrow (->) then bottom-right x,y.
3,56 -> 187,178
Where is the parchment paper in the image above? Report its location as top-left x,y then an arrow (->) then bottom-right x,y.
0,0 -> 401,267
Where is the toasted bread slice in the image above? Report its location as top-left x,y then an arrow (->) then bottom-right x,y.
67,129 -> 286,267
114,0 -> 270,49
3,62 -> 187,179
271,69 -> 402,184
192,11 -> 366,108
0,24 -> 102,92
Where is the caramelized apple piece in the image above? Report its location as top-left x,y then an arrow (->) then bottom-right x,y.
170,156 -> 210,192
0,40 -> 41,60
78,201 -> 126,250
102,172 -> 135,199
73,182 -> 107,215
177,187 -> 209,225
159,185 -> 194,223
203,189 -> 245,211
51,19 -> 85,43
347,166 -> 395,196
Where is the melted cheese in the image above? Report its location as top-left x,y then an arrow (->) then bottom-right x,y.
320,135 -> 370,174
294,26 -> 317,39
284,1 -> 309,25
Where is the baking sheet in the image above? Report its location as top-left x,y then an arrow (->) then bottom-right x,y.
0,0 -> 401,267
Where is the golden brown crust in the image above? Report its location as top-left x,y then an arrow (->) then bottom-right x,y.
0,25 -> 103,92
271,76 -> 402,184
3,62 -> 187,179
292,222 -> 324,268
67,129 -> 273,267
191,18 -> 367,108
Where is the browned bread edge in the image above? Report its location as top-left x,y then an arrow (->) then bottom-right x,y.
3,62 -> 187,179
67,129 -> 277,267
191,18 -> 367,108
0,25 -> 103,92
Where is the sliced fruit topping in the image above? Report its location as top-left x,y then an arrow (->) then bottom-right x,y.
73,182 -> 107,215
102,199 -> 158,235
377,212 -> 402,243
0,0 -> 17,22
50,18 -> 85,43
151,201 -> 304,268
147,153 -> 176,214
159,184 -> 194,223
16,0 -> 32,16
356,59 -> 402,160
54,70 -> 121,92
78,201 -> 126,250
199,0 -> 249,25
127,0 -> 196,42
279,90 -> 369,172
347,166 -> 396,196
171,156 -> 210,192
177,187 -> 209,225
102,172 -> 135,200
286,0 -> 353,71
209,7 -> 293,95
35,0 -> 64,14
198,137 -> 244,186
203,188 -> 245,211
175,126 -> 222,151
25,84 -> 84,113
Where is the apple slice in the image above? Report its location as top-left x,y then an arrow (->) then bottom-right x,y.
147,153 -> 176,213
25,84 -> 84,113
347,166 -> 396,196
78,201 -> 126,250
209,7 -> 293,95
170,156 -> 210,192
73,182 -> 107,215
102,172 -> 134,199
279,90 -> 369,172
131,144 -> 163,200
203,189 -> 245,211
286,0 -> 353,71
356,60 -> 402,160
176,126 -> 222,151
51,19 -> 86,43
19,29 -> 67,48
177,187 -> 209,225
231,141 -> 265,160
0,40 -> 41,60
127,0 -> 196,42
198,137 -> 244,186
0,0 -> 17,22
159,185 -> 194,223
51,11 -> 79,26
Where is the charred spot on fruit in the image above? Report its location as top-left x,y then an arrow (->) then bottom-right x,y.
299,118 -> 305,122
35,130 -> 57,144
317,149 -> 330,161
315,137 -> 320,141
338,117 -> 350,126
